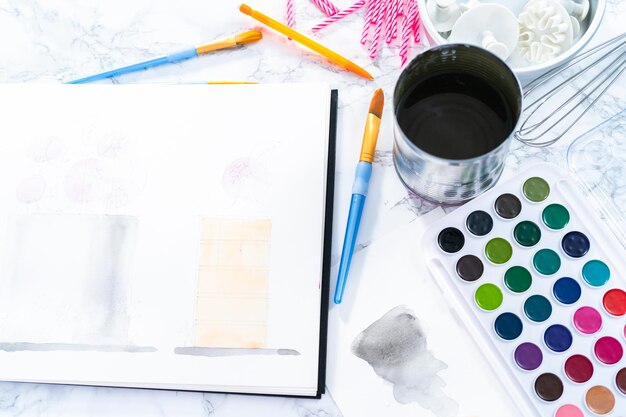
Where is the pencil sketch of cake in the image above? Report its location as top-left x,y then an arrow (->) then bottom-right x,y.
174,217 -> 300,357
194,218 -> 271,348
0,214 -> 154,352
0,133 -> 153,353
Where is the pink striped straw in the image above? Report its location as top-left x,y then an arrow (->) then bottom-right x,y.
368,0 -> 386,58
286,0 -> 296,29
385,0 -> 401,43
361,0 -> 378,45
377,0 -> 393,47
407,0 -> 421,43
286,0 -> 296,40
383,0 -> 393,31
399,15 -> 410,66
414,9 -> 422,43
311,0 -> 366,32
310,0 -> 340,16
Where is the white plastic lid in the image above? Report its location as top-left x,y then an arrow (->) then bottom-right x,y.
567,109 -> 626,248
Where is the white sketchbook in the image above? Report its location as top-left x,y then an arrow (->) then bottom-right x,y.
0,84 -> 336,397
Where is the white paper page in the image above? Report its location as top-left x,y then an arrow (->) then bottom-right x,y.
0,84 -> 331,394
327,210 -> 525,417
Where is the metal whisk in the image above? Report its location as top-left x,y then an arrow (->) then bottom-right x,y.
515,32 -> 626,147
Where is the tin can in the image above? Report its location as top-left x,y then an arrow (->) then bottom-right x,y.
393,44 -> 522,204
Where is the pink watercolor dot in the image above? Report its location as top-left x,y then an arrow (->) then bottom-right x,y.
28,136 -> 62,163
222,157 -> 268,200
97,133 -> 128,159
555,404 -> 584,417
64,158 -> 106,203
573,306 -> 602,335
16,175 -> 46,204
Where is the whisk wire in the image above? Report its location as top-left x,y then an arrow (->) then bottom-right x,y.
518,51 -> 626,139
515,33 -> 626,147
523,33 -> 626,96
518,60 -> 626,147
524,43 -> 626,112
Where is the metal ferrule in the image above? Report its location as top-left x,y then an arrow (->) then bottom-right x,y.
359,114 -> 381,163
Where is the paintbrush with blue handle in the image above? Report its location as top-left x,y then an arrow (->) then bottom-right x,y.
66,30 -> 262,84
334,88 -> 384,304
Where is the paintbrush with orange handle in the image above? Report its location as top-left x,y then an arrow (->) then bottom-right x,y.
67,30 -> 262,84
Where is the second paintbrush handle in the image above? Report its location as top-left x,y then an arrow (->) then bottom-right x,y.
66,49 -> 198,84
334,161 -> 372,304
334,193 -> 366,305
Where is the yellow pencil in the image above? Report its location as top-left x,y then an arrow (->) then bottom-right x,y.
239,4 -> 373,80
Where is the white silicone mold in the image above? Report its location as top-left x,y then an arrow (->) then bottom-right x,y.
449,4 -> 519,60
518,0 -> 574,64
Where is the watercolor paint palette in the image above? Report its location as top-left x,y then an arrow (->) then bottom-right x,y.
424,165 -> 626,417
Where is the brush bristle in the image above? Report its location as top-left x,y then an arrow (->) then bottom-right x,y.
369,88 -> 384,118
235,30 -> 263,45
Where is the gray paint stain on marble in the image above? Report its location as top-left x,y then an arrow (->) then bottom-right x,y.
351,305 -> 458,417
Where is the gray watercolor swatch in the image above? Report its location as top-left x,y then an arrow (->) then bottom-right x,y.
174,347 -> 300,357
0,343 -> 155,353
0,214 -> 138,349
351,305 -> 458,417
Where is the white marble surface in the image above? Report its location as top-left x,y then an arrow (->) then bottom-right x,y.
0,0 -> 624,416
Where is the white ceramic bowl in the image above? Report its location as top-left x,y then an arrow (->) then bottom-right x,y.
416,0 -> 606,83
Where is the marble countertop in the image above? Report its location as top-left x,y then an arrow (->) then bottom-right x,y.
0,0 -> 624,415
